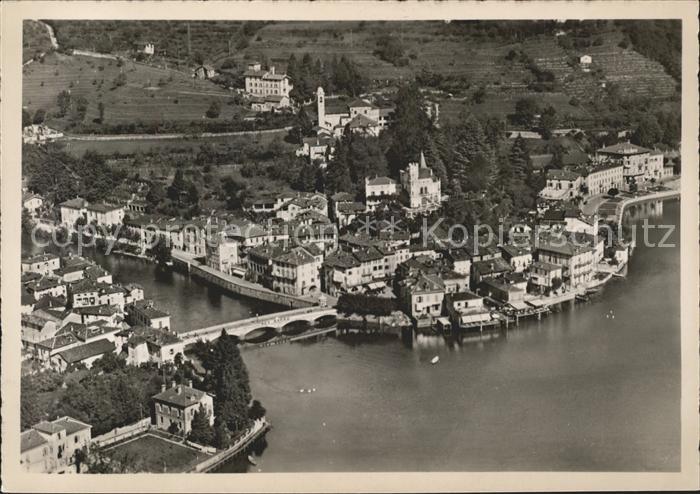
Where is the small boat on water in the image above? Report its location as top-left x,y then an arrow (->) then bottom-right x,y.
247,455 -> 257,466
431,356 -> 440,365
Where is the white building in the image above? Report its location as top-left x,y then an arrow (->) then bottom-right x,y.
399,152 -> 442,216
364,176 -> 399,210
206,231 -> 239,275
315,87 -> 393,137
22,124 -> 64,144
596,142 -> 664,189
23,193 -> 44,217
579,54 -> 592,71
59,197 -> 125,228
125,299 -> 171,330
20,417 -> 92,473
22,253 -> 60,276
153,382 -> 214,436
582,163 -> 624,196
126,326 -> 185,367
244,63 -> 292,104
539,169 -> 584,201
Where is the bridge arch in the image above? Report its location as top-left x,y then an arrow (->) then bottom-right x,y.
314,314 -> 337,328
244,326 -> 279,343
281,319 -> 311,335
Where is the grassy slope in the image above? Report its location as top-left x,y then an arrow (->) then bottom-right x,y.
25,21 -> 679,132
23,53 -> 248,129
23,20 -> 53,63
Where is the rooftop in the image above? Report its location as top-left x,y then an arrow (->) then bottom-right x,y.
22,253 -> 59,265
153,384 -> 209,409
57,338 -> 115,364
126,326 -> 182,348
449,291 -> 483,301
597,142 -> 652,156
59,197 -> 88,209
546,169 -> 581,181
366,176 -> 396,187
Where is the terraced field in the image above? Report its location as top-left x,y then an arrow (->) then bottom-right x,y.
22,52 -> 249,128
26,21 -> 678,134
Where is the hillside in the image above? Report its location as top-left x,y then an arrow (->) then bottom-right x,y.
25,20 -> 680,132
23,20 -> 54,63
22,52 -> 251,132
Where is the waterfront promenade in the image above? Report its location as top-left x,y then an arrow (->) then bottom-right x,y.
191,418 -> 270,473
171,249 -> 337,309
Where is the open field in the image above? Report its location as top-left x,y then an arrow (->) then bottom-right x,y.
23,52 -> 249,129
50,20 -> 249,62
438,91 -> 593,127
104,433 -> 211,473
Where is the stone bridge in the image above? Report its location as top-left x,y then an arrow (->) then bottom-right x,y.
179,306 -> 338,344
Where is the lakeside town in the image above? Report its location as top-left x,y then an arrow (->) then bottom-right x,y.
19,19 -> 681,473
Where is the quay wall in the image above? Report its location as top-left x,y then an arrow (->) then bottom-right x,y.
616,189 -> 680,228
191,418 -> 270,473
175,256 -> 317,310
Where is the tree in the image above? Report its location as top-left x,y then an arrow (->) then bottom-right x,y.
472,86 -> 487,104
167,169 -> 188,203
513,97 -> 540,127
374,35 -> 405,65
74,447 -> 88,473
324,144 -> 353,194
551,277 -> 563,291
22,108 -> 32,127
607,187 -> 619,197
21,208 -> 35,235
295,161 -> 319,192
631,114 -> 663,148
423,132 -> 449,192
146,182 -> 166,212
221,176 -> 249,210
73,96 -> 89,122
57,90 -> 72,117
386,83 -> 433,176
539,105 -> 558,139
186,182 -> 200,205
205,101 -> 221,119
188,405 -> 214,446
211,331 -> 252,434
97,101 -> 105,123
113,72 -> 127,88
248,400 -> 266,421
33,108 -> 47,125
148,235 -> 172,265
21,377 -> 42,430
213,420 -> 232,449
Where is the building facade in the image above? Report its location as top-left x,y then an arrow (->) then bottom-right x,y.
153,382 -> 215,436
399,153 -> 442,216
20,417 -> 92,473
244,63 -> 292,102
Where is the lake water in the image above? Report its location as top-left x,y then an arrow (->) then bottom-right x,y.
22,199 -> 680,471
